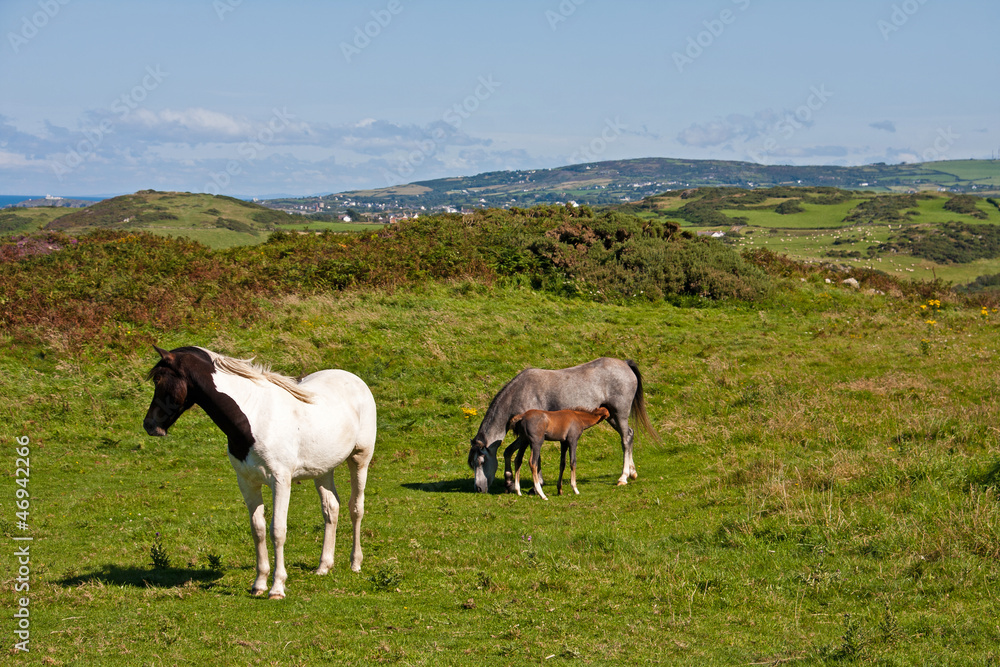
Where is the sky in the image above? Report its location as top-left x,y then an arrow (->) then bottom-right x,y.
1,0 -> 997,197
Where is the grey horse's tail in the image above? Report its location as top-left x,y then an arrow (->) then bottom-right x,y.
626,360 -> 661,444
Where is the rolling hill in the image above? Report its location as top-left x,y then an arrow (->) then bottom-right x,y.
1,190 -> 379,248
267,158 -> 1000,214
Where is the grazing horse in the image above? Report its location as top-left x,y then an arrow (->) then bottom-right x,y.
143,346 -> 376,599
505,407 -> 610,500
467,358 -> 658,493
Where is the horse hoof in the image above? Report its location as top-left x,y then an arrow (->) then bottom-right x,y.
616,479 -> 628,486
315,566 -> 331,576
251,588 -> 267,596
268,592 -> 285,600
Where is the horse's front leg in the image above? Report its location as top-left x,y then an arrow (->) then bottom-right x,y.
268,478 -> 293,599
529,440 -> 548,501
314,471 -> 340,576
236,475 -> 270,596
503,440 -> 521,493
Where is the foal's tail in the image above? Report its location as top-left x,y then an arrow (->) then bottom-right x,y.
507,413 -> 525,433
626,360 -> 661,445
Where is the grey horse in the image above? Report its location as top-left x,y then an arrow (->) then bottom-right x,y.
467,358 -> 658,493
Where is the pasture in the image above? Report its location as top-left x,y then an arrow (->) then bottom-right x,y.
3,280 -> 1000,664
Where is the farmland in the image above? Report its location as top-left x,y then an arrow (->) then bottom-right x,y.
2,208 -> 1000,663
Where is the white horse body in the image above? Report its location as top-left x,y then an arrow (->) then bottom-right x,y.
218,368 -> 376,482
144,346 -> 376,600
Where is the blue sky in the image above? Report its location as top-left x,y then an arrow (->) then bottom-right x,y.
1,0 -> 997,196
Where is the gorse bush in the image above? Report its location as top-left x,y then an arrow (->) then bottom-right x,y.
0,205 -> 775,349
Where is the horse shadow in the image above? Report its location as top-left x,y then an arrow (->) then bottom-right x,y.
58,565 -> 225,590
402,479 -> 474,494
401,476 -> 597,494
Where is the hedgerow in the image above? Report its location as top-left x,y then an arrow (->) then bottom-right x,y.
1,206 -> 776,349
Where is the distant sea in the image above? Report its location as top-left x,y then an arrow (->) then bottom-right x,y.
0,195 -> 105,208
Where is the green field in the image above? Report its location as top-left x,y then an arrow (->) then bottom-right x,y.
634,188 -> 1000,286
3,212 -> 1000,662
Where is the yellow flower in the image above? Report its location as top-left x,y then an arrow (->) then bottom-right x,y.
461,407 -> 478,418
925,319 -> 937,325
920,305 -> 927,310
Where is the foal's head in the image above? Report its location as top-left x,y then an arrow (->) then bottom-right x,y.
589,407 -> 611,424
143,346 -> 211,436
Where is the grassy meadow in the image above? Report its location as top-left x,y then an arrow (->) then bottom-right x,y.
3,216 -> 1000,664
635,188 -> 1000,286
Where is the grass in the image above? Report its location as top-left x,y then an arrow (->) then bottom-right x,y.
3,279 -> 1000,663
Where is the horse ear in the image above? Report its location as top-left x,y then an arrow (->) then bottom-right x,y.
153,345 -> 172,361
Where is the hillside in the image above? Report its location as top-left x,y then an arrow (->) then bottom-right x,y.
266,158 -> 1000,214
2,190 -> 380,248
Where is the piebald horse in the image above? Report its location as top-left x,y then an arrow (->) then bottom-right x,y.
468,357 -> 658,493
143,346 -> 376,599
505,407 -> 610,500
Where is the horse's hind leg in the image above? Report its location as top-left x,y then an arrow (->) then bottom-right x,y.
235,475 -> 270,596
347,446 -> 372,573
314,471 -> 340,576
614,420 -> 637,486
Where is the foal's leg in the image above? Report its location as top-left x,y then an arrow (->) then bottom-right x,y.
512,442 -> 528,496
347,447 -> 372,573
557,441 -> 569,496
313,470 -> 340,576
568,436 -> 580,495
235,475 -> 270,596
267,478 -> 293,599
529,439 -> 548,501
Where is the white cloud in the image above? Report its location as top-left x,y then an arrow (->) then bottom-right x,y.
677,110 -> 784,148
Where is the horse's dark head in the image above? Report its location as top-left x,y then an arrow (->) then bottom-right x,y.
468,435 -> 500,493
143,346 -> 206,436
